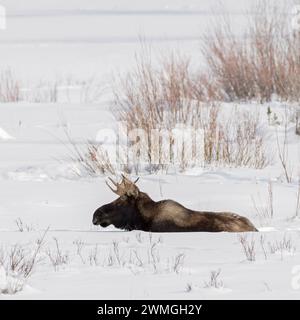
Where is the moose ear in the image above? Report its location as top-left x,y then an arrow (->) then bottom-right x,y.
120,174 -> 140,198
126,185 -> 140,198
127,188 -> 139,198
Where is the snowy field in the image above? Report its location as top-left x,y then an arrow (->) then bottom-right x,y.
1,0 -> 300,300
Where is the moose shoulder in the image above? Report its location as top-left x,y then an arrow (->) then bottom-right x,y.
92,176 -> 258,233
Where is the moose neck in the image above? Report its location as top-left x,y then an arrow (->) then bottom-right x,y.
136,192 -> 157,221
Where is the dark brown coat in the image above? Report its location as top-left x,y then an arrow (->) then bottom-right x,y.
92,176 -> 257,233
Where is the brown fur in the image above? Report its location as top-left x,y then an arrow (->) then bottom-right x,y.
93,177 -> 258,233
135,192 -> 257,232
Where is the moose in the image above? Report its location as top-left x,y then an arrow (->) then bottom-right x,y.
92,175 -> 258,233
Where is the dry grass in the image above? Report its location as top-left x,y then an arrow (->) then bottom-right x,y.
64,130 -> 116,177
2,2 -> 299,107
84,234 -> 183,275
46,238 -> 70,271
84,143 -> 116,175
252,180 -> 274,226
26,80 -> 59,103
15,217 -> 35,232
260,235 -> 268,260
204,269 -> 224,289
203,107 -> 269,168
268,235 -> 296,259
296,110 -> 300,135
25,77 -> 104,104
202,1 -> 300,102
112,53 -> 269,172
0,69 -> 20,102
0,229 -> 48,294
238,235 -> 256,261
0,72 -> 104,104
88,244 -> 100,266
295,175 -> 300,218
276,112 -> 293,183
73,239 -> 86,264
112,53 -> 203,173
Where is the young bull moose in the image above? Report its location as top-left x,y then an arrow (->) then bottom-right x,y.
92,176 -> 258,232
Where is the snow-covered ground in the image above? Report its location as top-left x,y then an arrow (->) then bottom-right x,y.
1,0 -> 300,300
0,0 -> 294,81
1,101 -> 300,299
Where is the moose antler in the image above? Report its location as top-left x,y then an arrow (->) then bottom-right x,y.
105,177 -> 125,196
121,174 -> 139,185
106,175 -> 140,197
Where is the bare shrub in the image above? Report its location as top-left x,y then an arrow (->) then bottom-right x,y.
7,229 -> 47,279
191,73 -> 222,102
295,176 -> 300,218
21,76 -> 104,104
148,243 -> 160,273
131,250 -> 143,267
172,253 -> 185,274
204,107 -> 269,168
204,269 -> 223,289
252,180 -> 274,225
268,236 -> 296,258
0,69 -> 20,102
88,244 -> 100,266
105,241 -> 124,267
64,129 -> 116,177
27,80 -> 58,103
112,52 -> 269,172
113,53 -> 204,173
268,181 -> 274,219
0,246 -> 5,266
82,143 -> 116,176
263,282 -> 272,292
78,77 -> 104,104
46,238 -> 69,271
185,283 -> 193,292
135,232 -> 143,243
0,229 -> 48,294
47,235 -> 184,276
73,239 -> 86,264
7,245 -> 26,273
15,217 -> 35,232
0,267 -> 25,295
296,110 -> 300,136
202,2 -> 300,102
112,241 -> 122,266
260,235 -> 268,260
238,235 -> 256,261
89,236 -> 185,275
276,114 -> 293,183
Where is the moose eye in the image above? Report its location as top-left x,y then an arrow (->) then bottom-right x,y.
120,195 -> 127,201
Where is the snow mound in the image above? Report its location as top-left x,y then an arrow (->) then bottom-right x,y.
4,163 -> 84,182
0,128 -> 15,140
0,266 -> 26,295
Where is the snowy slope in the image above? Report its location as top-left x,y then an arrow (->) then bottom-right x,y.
0,101 -> 300,300
0,0 -> 294,81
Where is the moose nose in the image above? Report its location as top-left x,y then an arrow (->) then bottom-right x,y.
92,216 -> 98,225
93,208 -> 104,225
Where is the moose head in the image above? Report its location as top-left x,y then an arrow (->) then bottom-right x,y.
92,175 -> 148,231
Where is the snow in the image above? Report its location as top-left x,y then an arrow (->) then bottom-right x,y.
1,0 -> 300,300
1,101 -> 300,299
0,0 -> 294,82
0,127 -> 14,140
